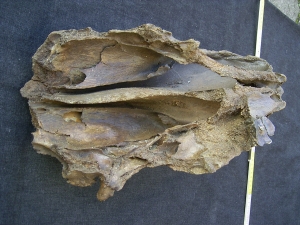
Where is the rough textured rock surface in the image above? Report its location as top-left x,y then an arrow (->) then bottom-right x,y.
21,24 -> 286,201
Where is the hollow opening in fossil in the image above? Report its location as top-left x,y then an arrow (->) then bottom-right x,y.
63,111 -> 82,123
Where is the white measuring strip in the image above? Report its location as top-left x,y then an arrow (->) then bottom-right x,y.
244,1 -> 265,225
244,147 -> 256,225
255,0 -> 265,58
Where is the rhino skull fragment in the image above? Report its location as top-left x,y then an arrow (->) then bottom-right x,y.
21,24 -> 286,201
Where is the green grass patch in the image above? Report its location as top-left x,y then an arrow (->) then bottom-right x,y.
297,0 -> 300,24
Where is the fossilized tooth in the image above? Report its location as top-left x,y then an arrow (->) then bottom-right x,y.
20,24 -> 286,201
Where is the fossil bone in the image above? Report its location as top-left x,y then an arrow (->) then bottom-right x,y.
21,24 -> 286,201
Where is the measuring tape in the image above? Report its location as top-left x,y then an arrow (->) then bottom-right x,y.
244,0 -> 265,225
244,147 -> 256,225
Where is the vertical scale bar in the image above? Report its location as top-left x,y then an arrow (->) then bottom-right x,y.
255,0 -> 265,58
244,1 -> 265,225
244,147 -> 256,225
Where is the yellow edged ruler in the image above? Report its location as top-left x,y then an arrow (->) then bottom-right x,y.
244,147 -> 256,225
244,0 -> 265,225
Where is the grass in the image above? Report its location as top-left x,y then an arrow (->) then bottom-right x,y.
296,0 -> 300,24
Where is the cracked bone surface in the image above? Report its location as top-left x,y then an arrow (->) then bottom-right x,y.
21,24 -> 286,201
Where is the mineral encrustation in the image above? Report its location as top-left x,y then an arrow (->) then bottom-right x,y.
21,24 -> 286,201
